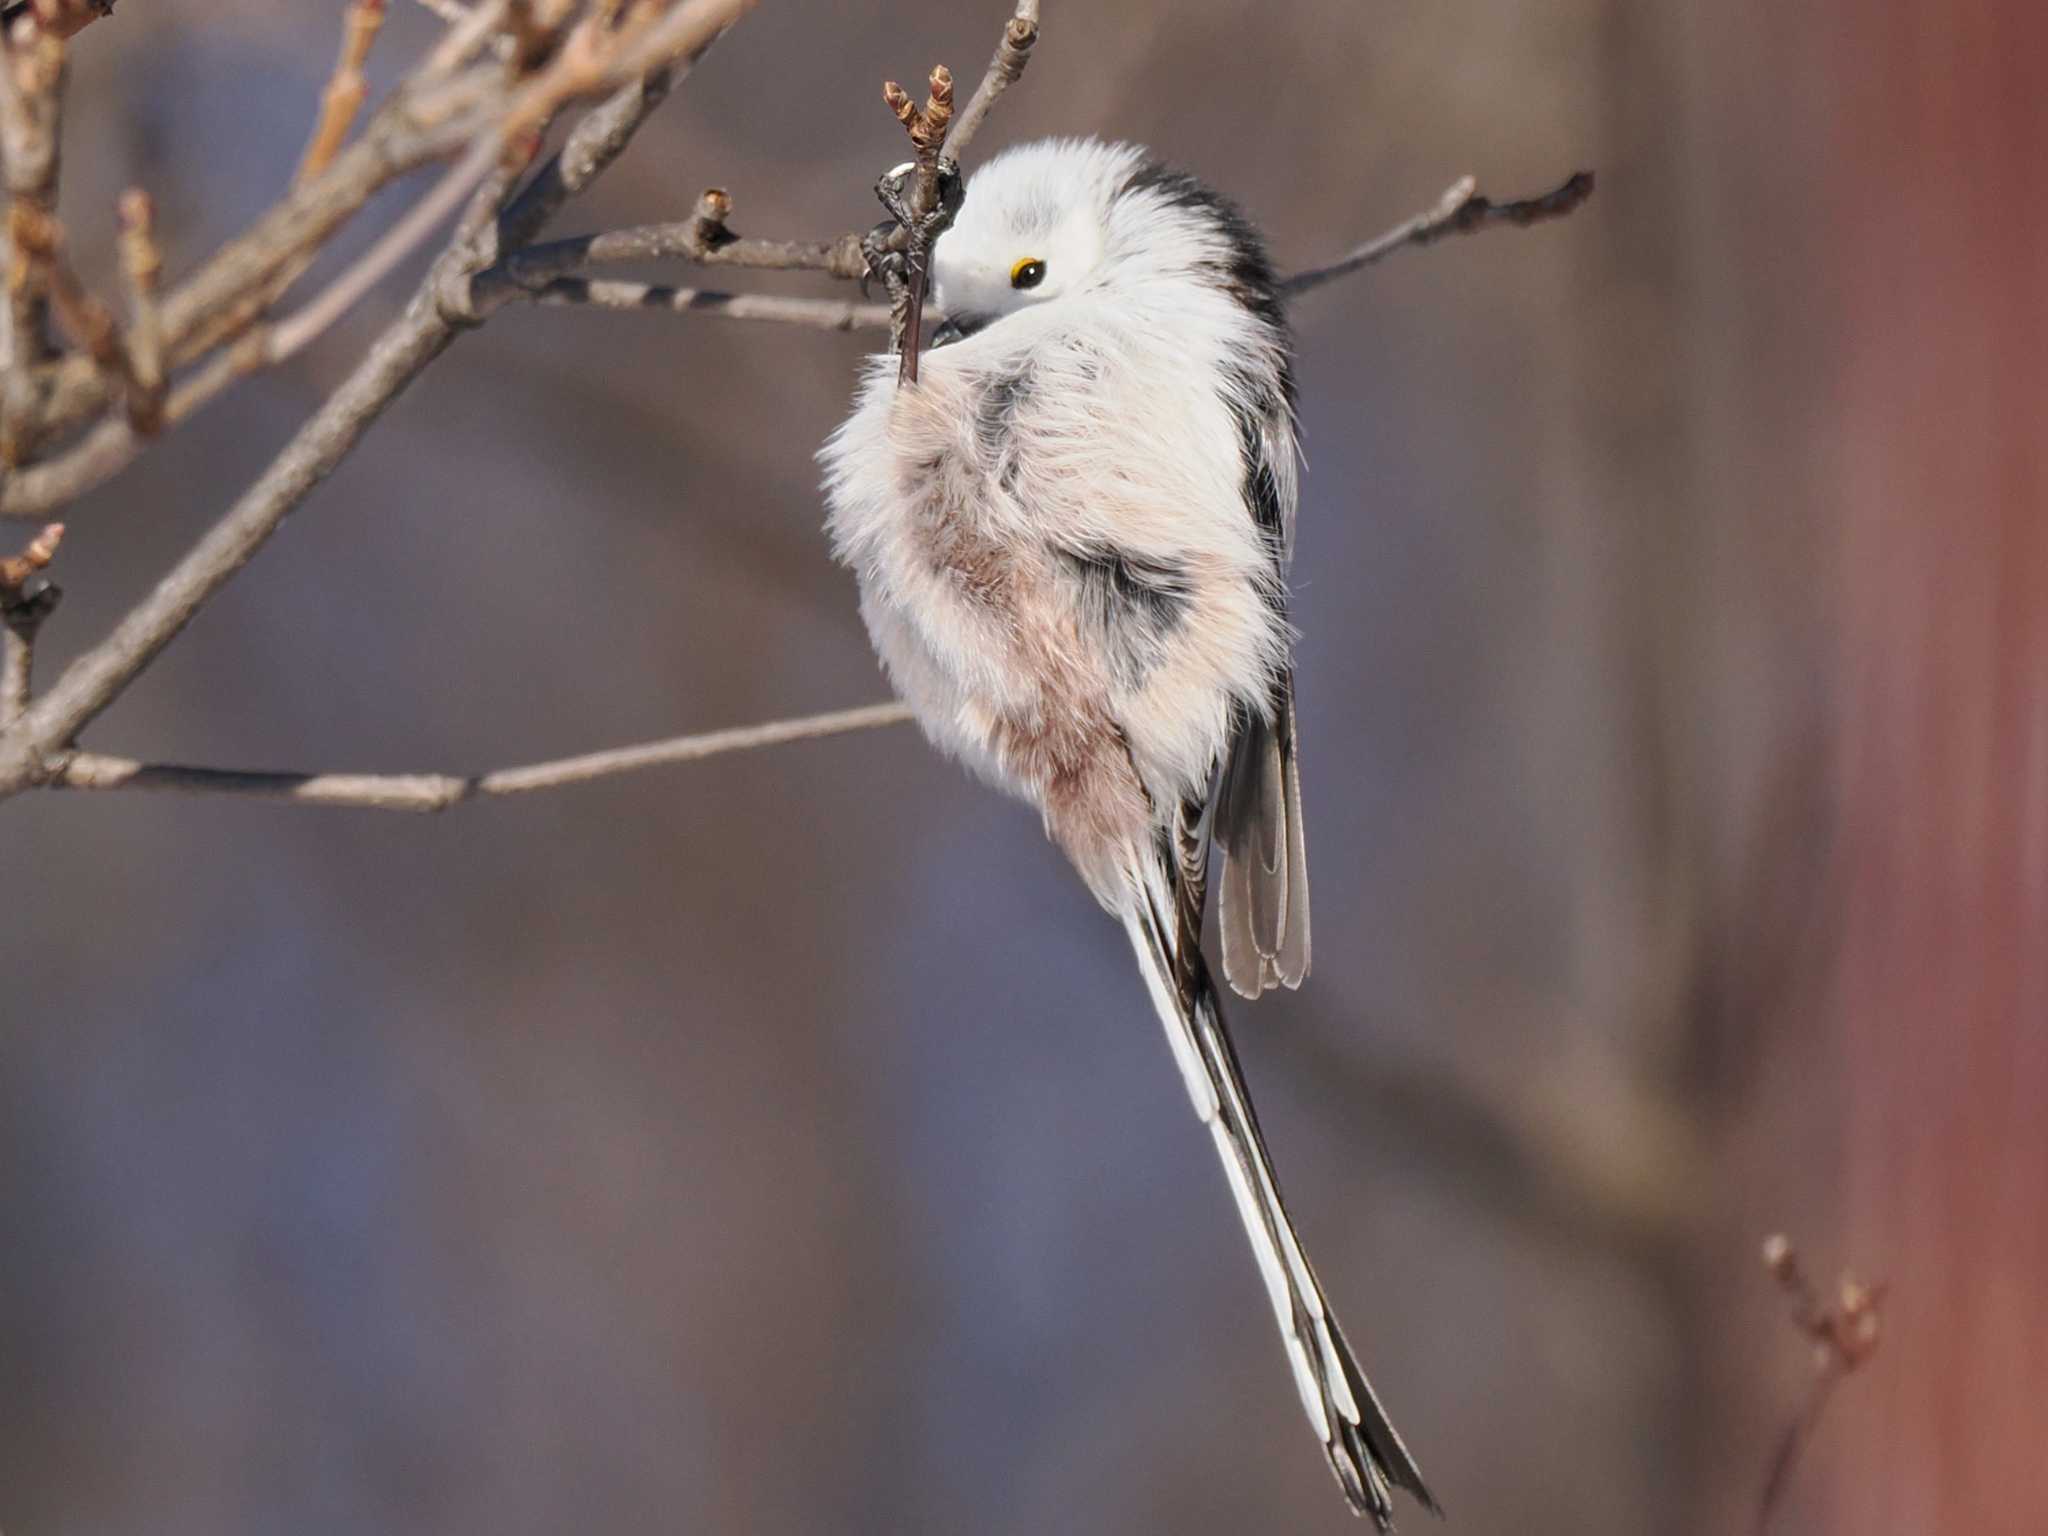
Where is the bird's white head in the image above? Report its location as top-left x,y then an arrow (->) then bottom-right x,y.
930,137 -> 1282,345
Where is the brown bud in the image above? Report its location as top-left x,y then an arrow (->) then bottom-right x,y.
0,522 -> 63,590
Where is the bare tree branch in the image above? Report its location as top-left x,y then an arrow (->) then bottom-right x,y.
0,284 -> 465,797
0,16 -> 745,521
0,2 -> 762,798
525,276 -> 894,330
492,46 -> 675,251
26,62 -> 506,449
22,2 -> 753,454
944,0 -> 1039,162
50,700 -> 914,810
1281,170 -> 1596,297
0,0 -> 1598,830
470,187 -> 868,313
502,170 -> 1599,342
484,169 -> 1597,355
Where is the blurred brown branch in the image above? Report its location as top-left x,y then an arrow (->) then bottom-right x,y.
0,2 -> 110,41
1755,1234 -> 1885,1534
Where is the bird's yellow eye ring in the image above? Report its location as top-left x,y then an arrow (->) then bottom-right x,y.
1010,257 -> 1047,290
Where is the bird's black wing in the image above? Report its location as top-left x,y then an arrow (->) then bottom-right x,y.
1215,379 -> 1309,999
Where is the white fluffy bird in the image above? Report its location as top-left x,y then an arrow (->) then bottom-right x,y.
822,138 -> 1434,1525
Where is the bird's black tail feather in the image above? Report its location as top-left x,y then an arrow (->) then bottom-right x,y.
1123,860 -> 1436,1527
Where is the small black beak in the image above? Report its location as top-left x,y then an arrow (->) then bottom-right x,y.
929,312 -> 993,348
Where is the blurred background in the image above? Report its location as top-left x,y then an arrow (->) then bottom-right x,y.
2,2 -> 2042,1532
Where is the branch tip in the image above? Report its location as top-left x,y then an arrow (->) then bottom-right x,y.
0,517 -> 61,587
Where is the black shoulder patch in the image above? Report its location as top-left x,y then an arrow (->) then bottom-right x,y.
1226,372 -> 1294,618
1118,160 -> 1286,333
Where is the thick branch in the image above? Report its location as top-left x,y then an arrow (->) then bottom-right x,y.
51,701 -> 913,810
1281,170 -> 1595,297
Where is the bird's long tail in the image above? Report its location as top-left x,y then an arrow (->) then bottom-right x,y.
1122,861 -> 1436,1527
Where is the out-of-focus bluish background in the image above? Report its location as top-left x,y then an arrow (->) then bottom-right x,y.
4,3 -> 2043,1533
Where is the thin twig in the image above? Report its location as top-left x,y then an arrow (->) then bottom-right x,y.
526,276 -> 893,330
51,701 -> 914,810
943,0 -> 1039,162
12,204 -> 149,406
274,1 -> 744,362
473,196 -> 867,311
881,64 -> 953,384
116,187 -> 165,432
1281,171 -> 1596,298
413,0 -> 475,23
296,0 -> 389,186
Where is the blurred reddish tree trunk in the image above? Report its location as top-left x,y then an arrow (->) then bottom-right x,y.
1820,4 -> 2048,1531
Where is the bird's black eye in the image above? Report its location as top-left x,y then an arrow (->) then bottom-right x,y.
1010,257 -> 1046,290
